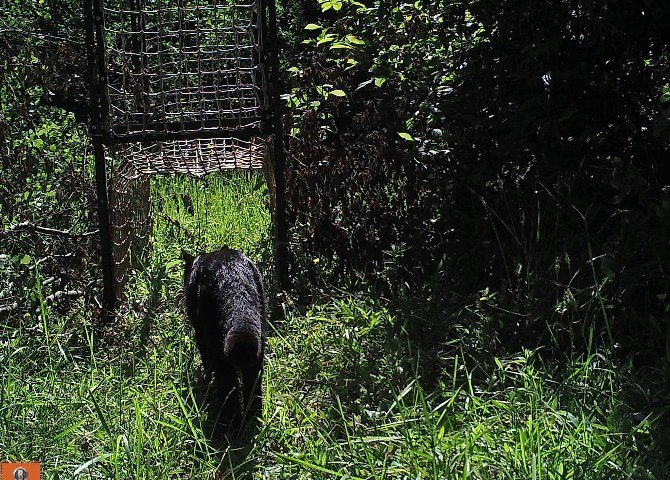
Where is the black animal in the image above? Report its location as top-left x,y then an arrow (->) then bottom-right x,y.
182,246 -> 266,426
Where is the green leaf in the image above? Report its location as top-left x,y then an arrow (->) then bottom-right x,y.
165,259 -> 182,270
329,90 -> 346,97
304,23 -> 322,31
661,85 -> 670,104
20,254 -> 32,265
346,35 -> 365,45
398,132 -> 414,141
316,35 -> 336,46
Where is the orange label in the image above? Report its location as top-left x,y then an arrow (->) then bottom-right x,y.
1,463 -> 40,480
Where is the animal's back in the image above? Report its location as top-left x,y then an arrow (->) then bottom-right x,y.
183,246 -> 266,426
184,246 -> 265,367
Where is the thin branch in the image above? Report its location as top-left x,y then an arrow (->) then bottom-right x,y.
43,289 -> 83,305
0,26 -> 79,46
1,221 -> 98,239
0,302 -> 19,316
0,290 -> 84,316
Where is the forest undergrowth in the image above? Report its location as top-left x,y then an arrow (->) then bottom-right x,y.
1,174 -> 668,479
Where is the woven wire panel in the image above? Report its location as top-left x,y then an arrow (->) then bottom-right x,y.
92,0 -> 273,301
114,136 -> 266,176
102,0 -> 267,140
108,159 -> 153,296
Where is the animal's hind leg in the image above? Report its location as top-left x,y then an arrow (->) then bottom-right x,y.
240,360 -> 263,419
214,362 -> 242,426
193,330 -> 212,381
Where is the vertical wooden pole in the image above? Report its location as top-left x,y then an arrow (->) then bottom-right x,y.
92,140 -> 116,315
85,0 -> 116,316
265,0 -> 291,292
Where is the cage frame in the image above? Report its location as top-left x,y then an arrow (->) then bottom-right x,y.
84,0 -> 289,316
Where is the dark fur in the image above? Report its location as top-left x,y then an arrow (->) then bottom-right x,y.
183,246 -> 266,426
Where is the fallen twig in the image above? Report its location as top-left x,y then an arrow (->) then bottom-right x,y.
0,289 -> 84,317
1,221 -> 98,239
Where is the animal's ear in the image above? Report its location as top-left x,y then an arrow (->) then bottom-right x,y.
182,248 -> 195,273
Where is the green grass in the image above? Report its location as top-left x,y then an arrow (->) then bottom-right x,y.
148,172 -> 274,287
0,175 -> 666,479
151,173 -> 271,256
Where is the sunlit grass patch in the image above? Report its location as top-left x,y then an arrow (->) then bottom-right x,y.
117,171 -> 274,318
0,293 -> 662,479
1,173 -> 272,478
152,172 -> 271,258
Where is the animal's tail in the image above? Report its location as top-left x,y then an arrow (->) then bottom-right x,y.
223,330 -> 262,366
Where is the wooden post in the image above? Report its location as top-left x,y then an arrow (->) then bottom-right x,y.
92,141 -> 116,315
85,0 -> 116,316
265,0 -> 291,292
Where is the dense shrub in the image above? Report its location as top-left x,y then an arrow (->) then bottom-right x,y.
283,2 -> 453,284
281,0 -> 670,358
1,0 -> 95,317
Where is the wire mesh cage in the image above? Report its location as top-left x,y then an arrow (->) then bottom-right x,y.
96,0 -> 269,173
108,159 -> 153,296
85,0 -> 285,312
104,0 -> 267,134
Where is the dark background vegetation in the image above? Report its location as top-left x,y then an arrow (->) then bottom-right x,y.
280,0 -> 670,362
1,0 -> 669,472
1,0 -> 96,316
277,1 -> 670,465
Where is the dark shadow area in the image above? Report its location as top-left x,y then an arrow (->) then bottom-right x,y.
378,274 -> 670,477
614,371 -> 670,478
185,368 -> 263,478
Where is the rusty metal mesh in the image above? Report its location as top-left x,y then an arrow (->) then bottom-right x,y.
103,0 -> 267,136
108,158 -> 153,293
114,136 -> 266,175
101,0 -> 268,173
